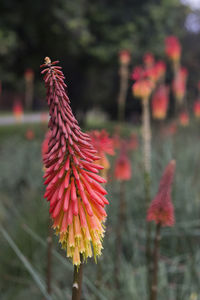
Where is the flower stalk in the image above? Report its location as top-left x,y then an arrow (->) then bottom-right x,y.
118,50 -> 131,122
72,257 -> 83,300
150,223 -> 161,300
46,222 -> 53,295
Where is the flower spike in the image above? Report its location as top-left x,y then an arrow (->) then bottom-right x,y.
41,57 -> 109,265
147,160 -> 176,227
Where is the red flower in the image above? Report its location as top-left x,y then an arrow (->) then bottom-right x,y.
152,85 -> 169,120
114,142 -> 131,181
165,36 -> 181,62
13,99 -> 23,121
132,79 -> 154,99
119,50 -> 131,65
41,57 -> 108,265
179,111 -> 189,126
194,100 -> 200,118
25,129 -> 35,140
89,130 -> 115,179
147,160 -> 176,226
131,66 -> 144,81
24,68 -> 34,82
143,53 -> 155,67
172,67 -> 188,101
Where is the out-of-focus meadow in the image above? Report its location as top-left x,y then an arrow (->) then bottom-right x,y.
1,1 -> 200,300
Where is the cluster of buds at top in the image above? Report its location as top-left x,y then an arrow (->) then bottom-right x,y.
165,36 -> 181,63
118,50 -> 131,65
151,84 -> 169,120
41,57 -> 109,266
147,160 -> 176,226
89,130 -> 115,180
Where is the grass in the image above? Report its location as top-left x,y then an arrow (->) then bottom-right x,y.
1,120 -> 200,299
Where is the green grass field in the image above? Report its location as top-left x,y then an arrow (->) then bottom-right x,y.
1,121 -> 200,300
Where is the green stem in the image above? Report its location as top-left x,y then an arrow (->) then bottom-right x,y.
150,223 -> 161,300
72,259 -> 83,300
115,180 -> 126,288
118,64 -> 129,122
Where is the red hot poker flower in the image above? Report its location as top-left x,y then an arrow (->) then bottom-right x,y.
179,111 -> 189,127
194,100 -> 200,118
143,52 -> 155,68
114,142 -> 132,181
152,85 -> 169,120
89,130 -> 114,180
165,36 -> 181,62
13,99 -> 24,122
41,57 -> 109,266
119,50 -> 131,65
147,160 -> 176,226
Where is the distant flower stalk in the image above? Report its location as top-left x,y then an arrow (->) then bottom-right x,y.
152,85 -> 169,120
179,111 -> 189,127
172,67 -> 188,104
165,36 -> 181,65
13,99 -> 24,122
114,142 -> 132,181
193,100 -> 200,118
41,57 -> 109,266
147,160 -> 176,227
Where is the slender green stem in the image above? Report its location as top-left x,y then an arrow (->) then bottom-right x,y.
142,97 -> 153,296
46,221 -> 53,295
72,259 -> 83,300
115,180 -> 126,288
150,223 -> 161,300
118,64 -> 129,122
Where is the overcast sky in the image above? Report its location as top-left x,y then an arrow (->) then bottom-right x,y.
181,0 -> 200,10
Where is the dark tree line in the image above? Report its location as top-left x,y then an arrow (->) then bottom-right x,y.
0,0 -> 197,118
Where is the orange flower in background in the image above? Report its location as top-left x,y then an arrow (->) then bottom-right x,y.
114,142 -> 131,181
25,129 -> 35,140
89,130 -> 115,180
193,100 -> 200,118
147,160 -> 176,227
143,52 -> 155,67
152,85 -> 169,120
132,78 -> 154,99
24,68 -> 34,82
172,67 -> 188,102
131,66 -> 144,81
41,58 -> 109,266
165,36 -> 181,62
119,50 -> 131,65
179,111 -> 189,126
13,99 -> 24,122
154,61 -> 166,81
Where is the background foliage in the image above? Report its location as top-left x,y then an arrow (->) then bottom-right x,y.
0,0 -> 194,117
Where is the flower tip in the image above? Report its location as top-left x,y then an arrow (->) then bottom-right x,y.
44,56 -> 51,65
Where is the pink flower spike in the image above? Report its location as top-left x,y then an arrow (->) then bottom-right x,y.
147,160 -> 176,227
